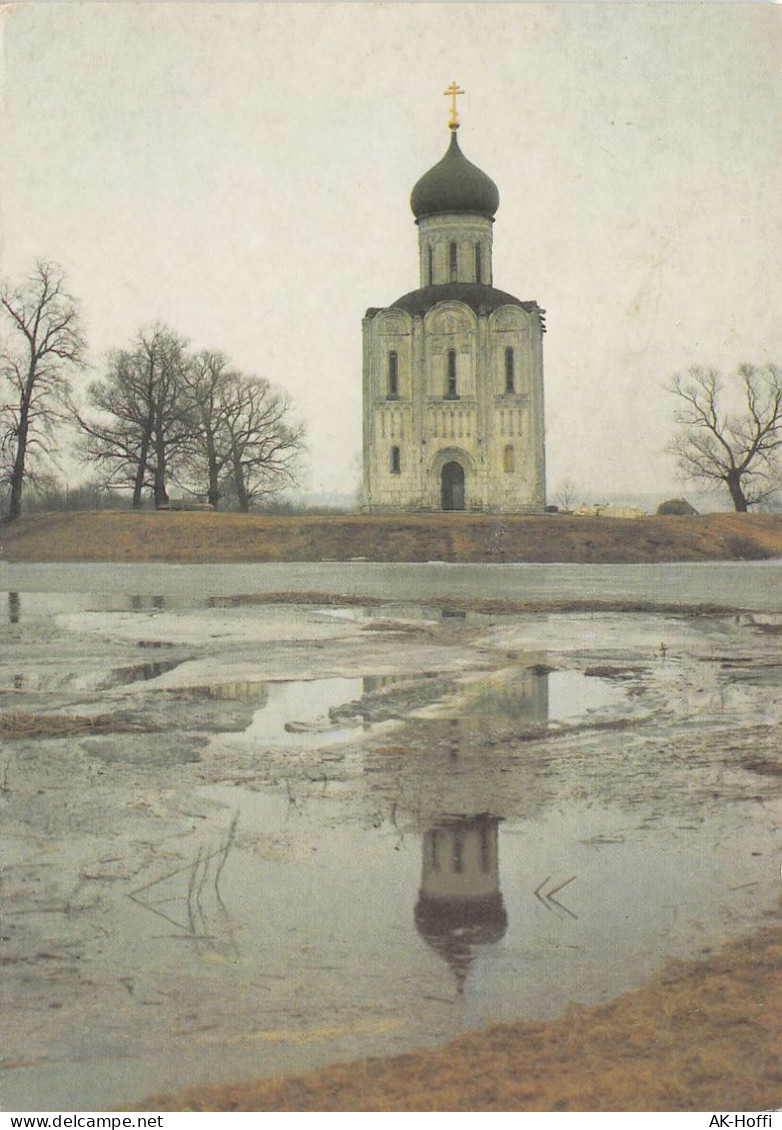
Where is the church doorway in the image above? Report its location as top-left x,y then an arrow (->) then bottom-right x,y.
441,461 -> 465,511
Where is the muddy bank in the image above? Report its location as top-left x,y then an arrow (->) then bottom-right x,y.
2,510 -> 781,564
138,910 -> 782,1112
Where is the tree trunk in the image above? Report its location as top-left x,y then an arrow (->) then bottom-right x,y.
206,436 -> 220,509
132,432 -> 151,509
726,471 -> 748,512
153,468 -> 169,509
232,453 -> 249,513
7,369 -> 35,521
152,423 -> 169,509
8,418 -> 28,520
207,480 -> 220,509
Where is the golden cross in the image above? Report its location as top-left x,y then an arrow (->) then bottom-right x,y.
443,81 -> 465,130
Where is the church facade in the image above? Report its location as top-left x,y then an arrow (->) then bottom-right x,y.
361,92 -> 546,513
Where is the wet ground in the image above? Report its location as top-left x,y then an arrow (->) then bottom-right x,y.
0,562 -> 780,1110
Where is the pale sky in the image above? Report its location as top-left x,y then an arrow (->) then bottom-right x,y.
1,2 -> 780,502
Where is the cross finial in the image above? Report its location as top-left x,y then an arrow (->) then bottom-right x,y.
444,81 -> 465,131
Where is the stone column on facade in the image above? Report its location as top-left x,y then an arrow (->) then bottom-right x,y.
475,313 -> 490,510
530,314 -> 547,510
412,315 -> 428,507
361,317 -> 374,509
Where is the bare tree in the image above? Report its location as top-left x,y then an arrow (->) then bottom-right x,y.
667,364 -> 781,511
220,375 -> 305,512
75,333 -> 305,512
176,350 -> 234,508
555,477 -> 578,511
0,262 -> 85,519
75,325 -> 190,508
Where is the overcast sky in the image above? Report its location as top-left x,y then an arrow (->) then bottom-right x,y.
1,2 -> 780,502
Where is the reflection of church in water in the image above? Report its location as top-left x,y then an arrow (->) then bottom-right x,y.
415,816 -> 506,991
362,83 -> 546,513
366,663 -> 552,989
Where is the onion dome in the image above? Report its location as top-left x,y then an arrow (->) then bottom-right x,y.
411,131 -> 500,221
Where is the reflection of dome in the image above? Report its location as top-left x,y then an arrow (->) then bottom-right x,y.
414,815 -> 507,991
410,132 -> 500,221
415,891 -> 507,990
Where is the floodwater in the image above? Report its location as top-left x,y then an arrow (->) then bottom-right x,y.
0,562 -> 780,1110
2,558 -> 781,610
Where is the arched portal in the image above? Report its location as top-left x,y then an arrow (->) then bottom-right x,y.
441,461 -> 465,511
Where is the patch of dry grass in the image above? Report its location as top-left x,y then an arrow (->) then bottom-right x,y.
0,711 -> 120,738
136,915 -> 782,1112
0,711 -> 100,738
2,510 -> 781,564
215,592 -> 736,616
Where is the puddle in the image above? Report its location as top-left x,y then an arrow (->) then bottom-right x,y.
451,668 -> 629,731
190,782 -> 778,1025
47,777 -> 767,1112
2,591 -> 206,624
547,669 -> 628,722
240,678 -> 366,748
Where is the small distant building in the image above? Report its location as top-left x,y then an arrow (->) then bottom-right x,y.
362,85 -> 546,513
573,503 -> 647,519
657,498 -> 699,516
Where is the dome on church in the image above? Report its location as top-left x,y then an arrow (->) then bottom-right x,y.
411,131 -> 500,221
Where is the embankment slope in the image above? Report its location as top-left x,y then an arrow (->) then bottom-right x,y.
2,510 -> 781,564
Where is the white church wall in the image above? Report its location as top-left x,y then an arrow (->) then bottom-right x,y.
362,126 -> 547,514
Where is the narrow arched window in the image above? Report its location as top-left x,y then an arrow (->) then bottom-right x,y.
387,351 -> 398,398
475,243 -> 482,283
480,823 -> 491,872
449,241 -> 457,282
446,350 -> 458,398
505,347 -> 515,392
503,444 -> 515,473
390,445 -> 401,474
452,832 -> 464,874
427,246 -> 434,286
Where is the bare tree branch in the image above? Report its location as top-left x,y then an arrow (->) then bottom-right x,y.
72,330 -> 305,511
666,364 -> 782,511
71,325 -> 193,508
0,261 -> 85,519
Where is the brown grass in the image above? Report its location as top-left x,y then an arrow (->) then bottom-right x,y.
137,915 -> 782,1112
0,711 -> 126,738
215,591 -> 735,616
2,510 -> 781,564
0,711 -> 102,738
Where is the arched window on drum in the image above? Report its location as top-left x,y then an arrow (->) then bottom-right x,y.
387,351 -> 399,398
449,241 -> 458,283
505,347 -> 515,393
446,350 -> 458,399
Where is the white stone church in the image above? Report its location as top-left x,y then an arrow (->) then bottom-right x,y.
361,91 -> 547,513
